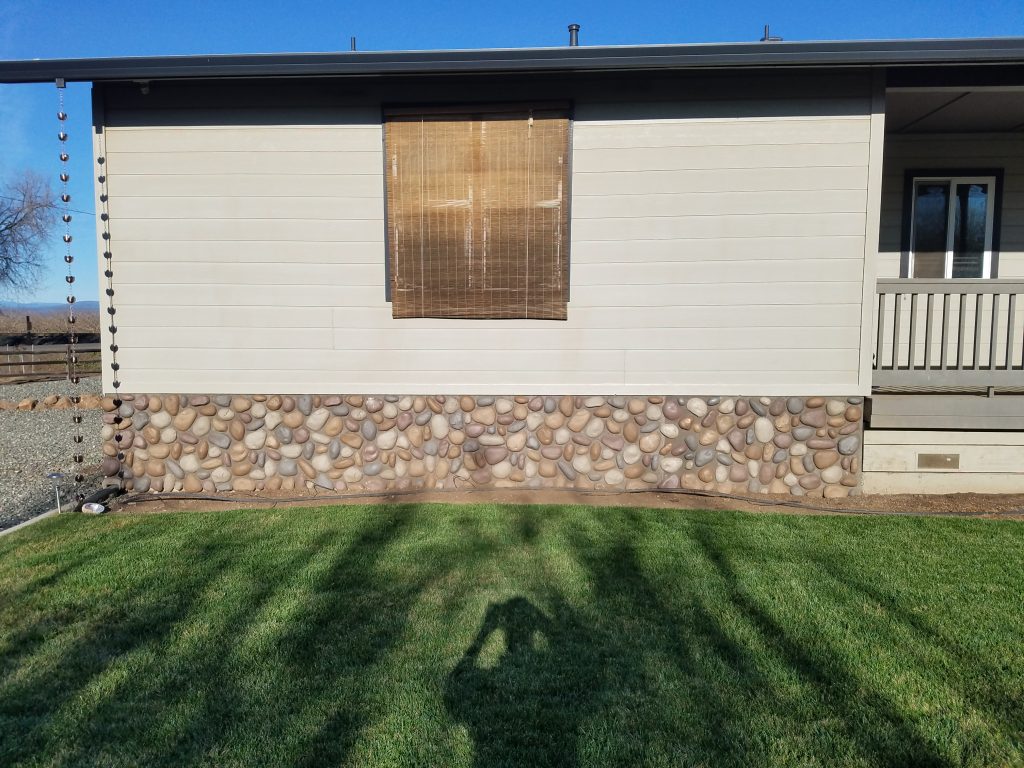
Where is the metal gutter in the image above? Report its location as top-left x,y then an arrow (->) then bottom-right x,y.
2,37 -> 1024,83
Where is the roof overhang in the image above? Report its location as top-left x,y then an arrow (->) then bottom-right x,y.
887,86 -> 1024,132
3,37 -> 1024,84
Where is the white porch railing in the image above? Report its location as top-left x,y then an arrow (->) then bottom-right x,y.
873,279 -> 1024,389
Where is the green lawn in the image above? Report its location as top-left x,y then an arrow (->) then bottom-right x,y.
0,504 -> 1021,767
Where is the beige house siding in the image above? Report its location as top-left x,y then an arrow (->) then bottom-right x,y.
863,429 -> 1024,494
97,84 -> 874,395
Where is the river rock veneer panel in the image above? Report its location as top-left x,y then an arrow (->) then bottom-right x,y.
101,395 -> 863,497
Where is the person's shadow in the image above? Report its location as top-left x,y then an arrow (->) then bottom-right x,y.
445,597 -> 599,767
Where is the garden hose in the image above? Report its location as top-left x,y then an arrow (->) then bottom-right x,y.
107,485 -> 1023,519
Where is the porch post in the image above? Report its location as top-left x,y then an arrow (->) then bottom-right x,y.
858,67 -> 887,393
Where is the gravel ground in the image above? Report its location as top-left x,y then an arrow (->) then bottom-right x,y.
0,377 -> 103,530
0,376 -> 100,405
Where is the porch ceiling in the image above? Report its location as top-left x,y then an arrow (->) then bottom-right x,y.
887,88 -> 1024,133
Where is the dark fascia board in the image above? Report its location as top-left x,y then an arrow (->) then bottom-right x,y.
3,37 -> 1024,83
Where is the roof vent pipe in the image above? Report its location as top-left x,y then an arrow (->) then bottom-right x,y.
350,36 -> 357,51
568,24 -> 580,46
760,24 -> 783,42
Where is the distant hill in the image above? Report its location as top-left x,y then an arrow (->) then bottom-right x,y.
0,300 -> 100,312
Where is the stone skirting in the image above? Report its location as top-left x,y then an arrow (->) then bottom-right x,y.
101,395 -> 864,497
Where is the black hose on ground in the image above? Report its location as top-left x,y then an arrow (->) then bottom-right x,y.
76,485 -> 124,512
108,486 -> 1023,519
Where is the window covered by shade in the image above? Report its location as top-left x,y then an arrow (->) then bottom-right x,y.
384,106 -> 570,319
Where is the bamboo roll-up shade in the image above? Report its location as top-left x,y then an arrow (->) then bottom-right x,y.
385,106 -> 570,320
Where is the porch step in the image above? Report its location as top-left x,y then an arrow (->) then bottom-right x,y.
867,393 -> 1024,430
862,429 -> 1024,494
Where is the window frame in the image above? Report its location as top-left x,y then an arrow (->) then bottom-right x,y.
380,101 -> 574,316
900,168 -> 1003,279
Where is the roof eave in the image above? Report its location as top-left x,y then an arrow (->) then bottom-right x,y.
3,37 -> 1024,84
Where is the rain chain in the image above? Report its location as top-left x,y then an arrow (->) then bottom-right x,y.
56,79 -> 86,501
94,99 -> 126,486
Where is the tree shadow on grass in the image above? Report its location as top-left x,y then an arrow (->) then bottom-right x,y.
275,504 -> 447,766
562,516 -> 764,766
562,509 -> 956,767
0,522 -> 256,764
1,504 -> 1017,767
688,516 -> 953,766
0,506 -> 451,766
280,504 -> 524,766
809,553 -> 1024,753
62,526 -> 345,766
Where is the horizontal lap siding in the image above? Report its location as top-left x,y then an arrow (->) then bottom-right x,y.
102,92 -> 871,395
863,430 -> 1024,494
115,324 -> 861,351
574,166 -> 869,195
113,282 -> 864,308
114,257 -> 866,287
563,99 -> 870,395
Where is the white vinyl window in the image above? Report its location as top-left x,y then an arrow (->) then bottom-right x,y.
908,175 -> 996,279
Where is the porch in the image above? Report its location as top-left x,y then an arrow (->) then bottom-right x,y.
869,79 -> 1024,429
863,80 -> 1024,491
866,278 -> 1024,492
869,278 -> 1024,429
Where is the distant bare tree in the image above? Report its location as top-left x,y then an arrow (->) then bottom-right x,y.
0,172 -> 56,290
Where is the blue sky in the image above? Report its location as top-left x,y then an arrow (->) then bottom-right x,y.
1,0 -> 1022,302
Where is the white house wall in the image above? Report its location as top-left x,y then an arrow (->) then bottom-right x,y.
97,86 -> 874,396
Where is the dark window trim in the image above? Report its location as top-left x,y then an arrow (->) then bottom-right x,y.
380,100 -> 575,306
900,167 -> 1004,278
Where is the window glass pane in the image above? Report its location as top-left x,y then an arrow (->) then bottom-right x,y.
952,183 -> 988,278
911,181 -> 949,278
